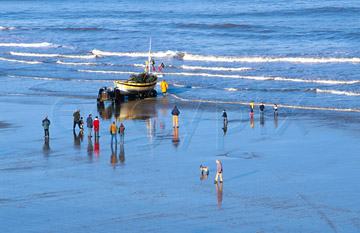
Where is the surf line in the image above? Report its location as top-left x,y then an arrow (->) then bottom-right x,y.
169,94 -> 360,113
77,69 -> 359,85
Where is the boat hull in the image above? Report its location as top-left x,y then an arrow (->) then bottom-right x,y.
114,80 -> 157,95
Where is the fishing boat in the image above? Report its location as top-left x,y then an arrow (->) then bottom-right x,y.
97,39 -> 158,103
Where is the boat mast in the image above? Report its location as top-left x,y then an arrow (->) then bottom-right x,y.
148,38 -> 152,74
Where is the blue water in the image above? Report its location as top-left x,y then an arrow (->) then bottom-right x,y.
1,0 -> 360,111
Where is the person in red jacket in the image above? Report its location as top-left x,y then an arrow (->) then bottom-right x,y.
93,116 -> 100,138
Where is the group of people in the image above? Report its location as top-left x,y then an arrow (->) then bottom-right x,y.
109,121 -> 125,145
250,101 -> 278,115
73,110 -> 100,138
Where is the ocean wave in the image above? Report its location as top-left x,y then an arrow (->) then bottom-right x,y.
0,57 -> 42,64
10,52 -> 96,59
181,65 -> 251,72
91,49 -> 360,64
7,75 -> 115,82
78,69 -> 135,75
315,89 -> 360,96
169,94 -> 360,113
0,42 -> 57,48
164,72 -> 360,85
92,49 -> 178,58
178,23 -> 259,29
182,53 -> 360,64
76,69 -> 360,85
56,60 -> 100,66
0,26 -> 15,30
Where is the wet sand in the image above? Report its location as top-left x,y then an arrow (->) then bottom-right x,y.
0,95 -> 360,232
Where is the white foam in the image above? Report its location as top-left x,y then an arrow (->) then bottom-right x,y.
169,94 -> 360,113
57,60 -> 99,66
0,26 -> 15,30
224,88 -> 237,91
78,69 -> 134,75
10,52 -> 96,59
315,89 -> 360,96
0,57 -> 42,64
73,69 -> 360,86
0,42 -> 57,48
92,49 -> 178,58
181,65 -> 251,72
182,53 -> 360,64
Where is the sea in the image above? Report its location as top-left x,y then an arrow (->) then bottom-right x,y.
1,0 -> 360,114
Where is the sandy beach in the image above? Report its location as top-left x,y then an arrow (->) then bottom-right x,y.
0,94 -> 359,232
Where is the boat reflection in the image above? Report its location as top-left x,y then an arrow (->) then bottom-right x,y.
97,99 -> 158,122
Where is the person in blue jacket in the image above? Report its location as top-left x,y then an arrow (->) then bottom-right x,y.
42,116 -> 51,138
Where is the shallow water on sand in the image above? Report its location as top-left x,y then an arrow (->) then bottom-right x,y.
0,96 -> 360,232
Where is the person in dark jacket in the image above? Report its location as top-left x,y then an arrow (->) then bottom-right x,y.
171,106 -> 180,128
214,160 -> 223,184
86,114 -> 93,137
259,103 -> 265,113
42,116 -> 51,138
222,109 -> 228,125
118,123 -> 125,144
73,110 -> 81,130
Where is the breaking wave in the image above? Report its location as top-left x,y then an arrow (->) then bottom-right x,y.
0,26 -> 15,30
169,94 -> 360,113
182,53 -> 360,64
77,69 -> 135,75
75,69 -> 360,85
0,42 -> 57,48
10,52 -> 96,59
0,57 -> 42,64
181,65 -> 251,72
315,88 -> 360,96
92,49 -> 178,58
6,75 -> 116,82
56,60 -> 100,66
91,49 -> 360,64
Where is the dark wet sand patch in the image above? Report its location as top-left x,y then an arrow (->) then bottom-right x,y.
0,121 -> 11,129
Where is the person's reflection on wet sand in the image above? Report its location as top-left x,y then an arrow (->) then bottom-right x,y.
172,127 -> 180,148
222,120 -> 228,135
73,130 -> 83,149
260,113 -> 265,128
43,137 -> 50,156
215,182 -> 223,205
250,115 -> 254,129
111,144 -> 118,168
274,115 -> 278,129
87,137 -> 93,159
94,137 -> 100,158
119,143 -> 125,164
162,95 -> 167,117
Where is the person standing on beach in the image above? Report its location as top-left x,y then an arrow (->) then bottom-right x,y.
109,121 -> 118,145
160,79 -> 169,95
171,106 -> 180,128
118,123 -> 125,144
42,116 -> 50,138
86,114 -> 93,137
214,160 -> 223,184
259,102 -> 265,113
250,101 -> 254,116
273,103 -> 278,115
93,116 -> 100,138
73,110 -> 81,130
222,109 -> 228,125
79,117 -> 84,132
